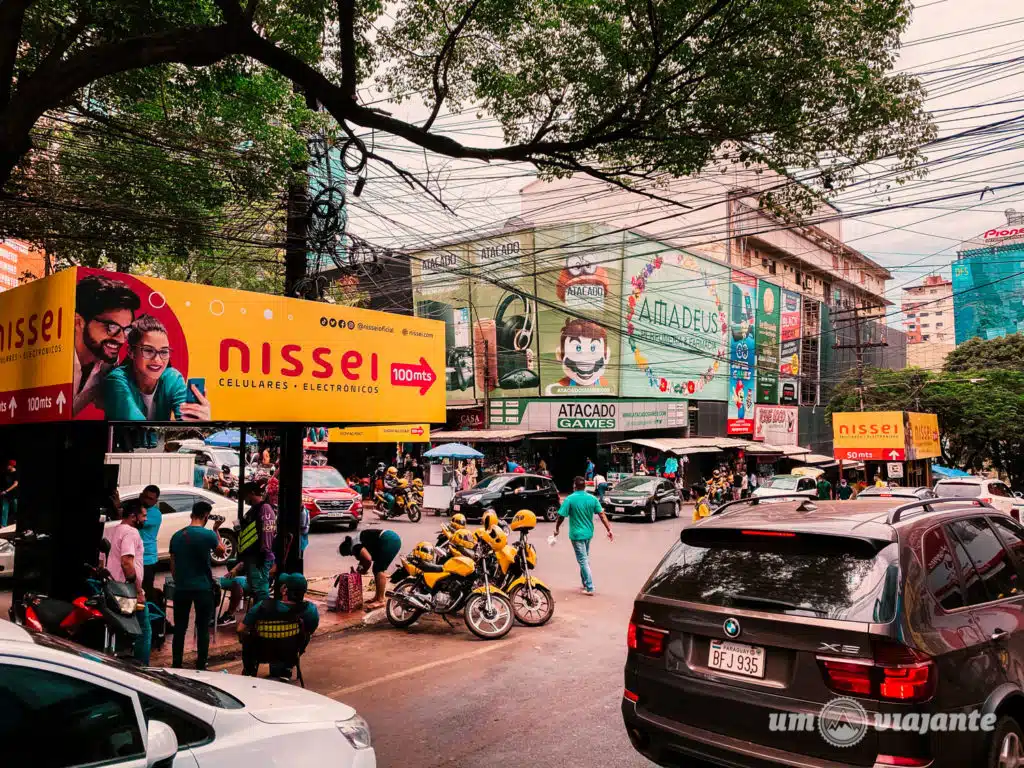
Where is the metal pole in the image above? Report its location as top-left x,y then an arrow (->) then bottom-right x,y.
236,425 -> 247,524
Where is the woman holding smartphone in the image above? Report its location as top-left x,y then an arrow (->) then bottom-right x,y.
103,315 -> 211,421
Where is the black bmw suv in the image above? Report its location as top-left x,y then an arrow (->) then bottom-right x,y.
623,495 -> 1024,768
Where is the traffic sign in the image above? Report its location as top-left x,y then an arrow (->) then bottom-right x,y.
887,462 -> 904,479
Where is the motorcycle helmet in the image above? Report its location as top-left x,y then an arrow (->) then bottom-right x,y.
481,509 -> 499,530
387,466 -> 399,477
411,541 -> 436,562
412,478 -> 423,488
510,509 -> 537,532
450,513 -> 467,530
376,462 -> 386,473
397,478 -> 409,488
478,524 -> 508,550
451,528 -> 477,554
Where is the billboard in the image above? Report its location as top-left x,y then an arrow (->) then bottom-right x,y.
752,405 -> 798,446
535,225 -> 621,397
467,233 -> 541,398
755,281 -> 780,404
489,398 -> 688,432
906,412 -> 941,459
0,268 -> 445,424
329,424 -> 430,443
727,271 -> 757,434
619,238 -> 729,401
832,411 -> 906,461
779,290 -> 802,406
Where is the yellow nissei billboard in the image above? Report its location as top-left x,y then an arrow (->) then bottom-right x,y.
0,267 -> 445,425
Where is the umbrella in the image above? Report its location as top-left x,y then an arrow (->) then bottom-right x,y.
423,443 -> 484,460
205,429 -> 258,448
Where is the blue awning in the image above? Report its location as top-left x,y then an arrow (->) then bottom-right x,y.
932,464 -> 971,478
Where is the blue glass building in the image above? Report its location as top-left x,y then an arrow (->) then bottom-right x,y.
952,232 -> 1024,344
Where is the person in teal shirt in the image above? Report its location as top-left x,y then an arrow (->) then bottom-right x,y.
169,501 -> 225,670
102,314 -> 211,422
239,573 -> 320,678
137,484 -> 162,595
554,476 -> 614,595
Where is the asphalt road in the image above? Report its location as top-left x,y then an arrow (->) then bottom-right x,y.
245,509 -> 691,768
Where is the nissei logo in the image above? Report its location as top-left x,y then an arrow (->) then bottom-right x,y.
837,422 -> 899,436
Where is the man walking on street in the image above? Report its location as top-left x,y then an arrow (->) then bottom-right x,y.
169,501 -> 226,670
137,485 -> 162,596
816,475 -> 834,501
238,482 -> 277,602
554,476 -> 613,596
103,499 -> 151,665
0,459 -> 17,527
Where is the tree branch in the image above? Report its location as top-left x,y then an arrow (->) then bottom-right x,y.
424,0 -> 485,131
367,150 -> 453,213
338,0 -> 357,99
0,0 -> 33,110
35,14 -> 91,76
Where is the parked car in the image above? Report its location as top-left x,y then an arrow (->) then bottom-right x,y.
934,476 -> 1024,519
623,495 -> 1024,768
450,473 -> 561,522
301,466 -> 363,529
857,485 -> 936,500
603,477 -> 681,523
0,484 -> 238,577
751,473 -> 817,499
114,484 -> 239,566
0,619 -> 376,767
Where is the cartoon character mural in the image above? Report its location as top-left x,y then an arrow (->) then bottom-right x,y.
546,317 -> 610,394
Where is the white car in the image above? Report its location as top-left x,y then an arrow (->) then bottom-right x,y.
0,484 -> 238,578
0,619 -> 376,767
114,484 -> 239,566
751,474 -> 818,499
934,476 -> 1024,519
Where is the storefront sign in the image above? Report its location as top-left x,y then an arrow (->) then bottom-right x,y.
887,462 -> 904,479
619,239 -> 729,401
446,407 -> 485,431
832,411 -> 906,461
727,271 -> 757,434
489,398 -> 687,432
752,405 -> 798,446
779,290 -> 802,406
755,281 -> 780,404
329,424 -> 430,443
906,411 -> 941,459
0,268 -> 445,424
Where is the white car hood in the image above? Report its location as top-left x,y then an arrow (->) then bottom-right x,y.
167,669 -> 356,724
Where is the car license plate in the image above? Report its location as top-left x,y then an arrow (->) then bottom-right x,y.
453,504 -> 461,511
615,506 -> 625,513
708,639 -> 766,678
322,512 -> 342,518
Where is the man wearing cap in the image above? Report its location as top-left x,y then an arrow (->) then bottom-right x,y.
238,573 -> 319,678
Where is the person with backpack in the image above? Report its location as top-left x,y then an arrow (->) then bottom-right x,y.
238,573 -> 319,678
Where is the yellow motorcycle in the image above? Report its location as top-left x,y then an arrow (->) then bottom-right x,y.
385,529 -> 515,640
477,509 -> 554,626
374,478 -> 422,523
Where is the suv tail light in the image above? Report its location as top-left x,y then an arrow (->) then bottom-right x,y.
981,497 -> 993,505
818,641 -> 935,702
628,612 -> 669,658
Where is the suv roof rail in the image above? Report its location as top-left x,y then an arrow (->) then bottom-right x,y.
886,497 -> 993,525
711,494 -> 819,517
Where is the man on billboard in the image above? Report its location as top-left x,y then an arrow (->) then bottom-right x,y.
546,317 -> 609,393
73,275 -> 140,415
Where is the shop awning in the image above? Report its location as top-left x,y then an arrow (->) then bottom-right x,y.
430,429 -> 542,443
608,437 -> 748,455
743,443 -> 811,456
801,453 -> 836,465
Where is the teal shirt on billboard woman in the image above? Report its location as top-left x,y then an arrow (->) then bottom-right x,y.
102,364 -> 186,421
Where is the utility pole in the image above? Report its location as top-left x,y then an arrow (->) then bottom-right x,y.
831,304 -> 888,412
482,339 -> 491,429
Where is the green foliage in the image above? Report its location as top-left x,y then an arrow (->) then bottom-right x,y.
944,334 -> 1024,373
827,366 -> 1024,486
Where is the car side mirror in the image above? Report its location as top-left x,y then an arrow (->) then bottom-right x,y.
1015,492 -> 1023,499
146,720 -> 178,766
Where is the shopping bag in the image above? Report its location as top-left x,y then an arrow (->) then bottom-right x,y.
328,568 -> 364,612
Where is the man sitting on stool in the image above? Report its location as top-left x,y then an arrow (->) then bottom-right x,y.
238,573 -> 319,679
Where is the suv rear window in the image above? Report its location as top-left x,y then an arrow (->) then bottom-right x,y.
934,482 -> 981,498
644,530 -> 899,623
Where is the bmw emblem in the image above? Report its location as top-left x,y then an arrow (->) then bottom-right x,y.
723,618 -> 741,639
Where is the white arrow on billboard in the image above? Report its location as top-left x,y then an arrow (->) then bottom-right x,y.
888,450 -> 901,460
8,397 -> 15,418
56,390 -> 66,414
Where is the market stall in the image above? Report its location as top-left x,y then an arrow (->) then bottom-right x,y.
422,442 -> 484,513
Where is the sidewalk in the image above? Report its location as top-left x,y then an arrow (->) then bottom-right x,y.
149,573 -> 374,668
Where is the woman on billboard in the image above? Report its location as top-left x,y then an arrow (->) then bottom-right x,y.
102,315 -> 211,421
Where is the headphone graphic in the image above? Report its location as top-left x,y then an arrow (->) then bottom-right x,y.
495,292 -> 534,352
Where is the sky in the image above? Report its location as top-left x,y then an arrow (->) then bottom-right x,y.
344,1 -> 1024,312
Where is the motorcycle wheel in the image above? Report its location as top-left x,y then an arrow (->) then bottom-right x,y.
464,593 -> 514,640
407,504 -> 422,523
385,582 -> 423,629
509,583 -> 555,627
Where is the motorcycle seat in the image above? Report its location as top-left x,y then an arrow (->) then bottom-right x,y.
33,598 -> 78,629
409,557 -> 444,573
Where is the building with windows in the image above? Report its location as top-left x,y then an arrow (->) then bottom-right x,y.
902,276 -> 954,369
0,239 -> 46,292
953,209 -> 1024,344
